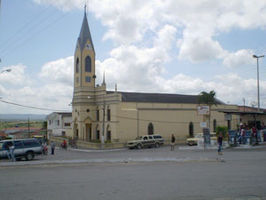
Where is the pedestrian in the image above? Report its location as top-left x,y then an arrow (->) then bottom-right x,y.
240,127 -> 245,144
9,143 -> 16,162
217,132 -> 223,155
170,134 -> 175,151
51,141 -> 56,155
251,126 -> 257,145
6,143 -> 12,160
61,139 -> 67,150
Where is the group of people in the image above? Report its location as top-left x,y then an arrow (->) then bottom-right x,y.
4,139 -> 68,162
238,124 -> 263,145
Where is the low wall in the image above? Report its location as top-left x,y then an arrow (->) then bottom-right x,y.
49,136 -> 125,149
49,136 -> 186,149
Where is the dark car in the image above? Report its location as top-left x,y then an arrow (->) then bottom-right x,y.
0,139 -> 43,161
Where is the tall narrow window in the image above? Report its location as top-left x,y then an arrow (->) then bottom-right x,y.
227,120 -> 231,130
107,109 -> 111,121
148,123 -> 154,135
76,58 -> 79,73
189,122 -> 194,137
96,130 -> 100,140
96,110 -> 99,121
107,131 -> 111,141
85,56 -> 91,72
213,119 -> 217,132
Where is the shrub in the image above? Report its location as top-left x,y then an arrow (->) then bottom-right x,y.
216,126 -> 228,138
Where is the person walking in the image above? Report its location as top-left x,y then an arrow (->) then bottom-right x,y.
51,141 -> 56,155
9,143 -> 16,162
217,132 -> 223,156
6,143 -> 12,161
170,134 -> 176,151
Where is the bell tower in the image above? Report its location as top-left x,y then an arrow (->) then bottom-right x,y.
72,6 -> 97,140
74,5 -> 95,89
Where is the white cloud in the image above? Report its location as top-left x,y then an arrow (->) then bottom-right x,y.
0,61 -> 73,114
3,0 -> 265,114
178,37 -> 226,62
1,55 -> 266,114
223,49 -> 255,68
39,56 -> 73,86
0,64 -> 31,86
33,0 -> 266,63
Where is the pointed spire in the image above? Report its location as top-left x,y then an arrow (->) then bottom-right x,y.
77,4 -> 94,52
102,71 -> 106,86
84,4 -> 87,15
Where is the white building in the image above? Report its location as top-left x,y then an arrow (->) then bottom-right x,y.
47,112 -> 72,138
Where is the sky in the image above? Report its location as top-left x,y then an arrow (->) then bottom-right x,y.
0,0 -> 266,115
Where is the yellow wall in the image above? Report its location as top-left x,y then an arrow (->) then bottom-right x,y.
113,102 -> 239,142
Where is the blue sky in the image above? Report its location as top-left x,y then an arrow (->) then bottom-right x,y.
0,0 -> 266,114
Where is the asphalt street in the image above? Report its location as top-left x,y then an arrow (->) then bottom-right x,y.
1,145 -> 266,200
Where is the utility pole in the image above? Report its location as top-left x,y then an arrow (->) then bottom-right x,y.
28,117 -> 31,138
253,54 -> 264,112
243,98 -> 245,112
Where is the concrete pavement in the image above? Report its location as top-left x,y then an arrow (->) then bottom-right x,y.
1,144 -> 266,167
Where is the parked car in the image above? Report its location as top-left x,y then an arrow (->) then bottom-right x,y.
153,134 -> 165,145
127,135 -> 164,149
186,133 -> 217,146
0,138 -> 43,161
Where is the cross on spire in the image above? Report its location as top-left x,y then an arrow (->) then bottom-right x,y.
84,3 -> 87,15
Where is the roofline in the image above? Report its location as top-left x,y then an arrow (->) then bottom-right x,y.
107,90 -> 225,105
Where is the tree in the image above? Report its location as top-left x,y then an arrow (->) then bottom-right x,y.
198,90 -> 217,129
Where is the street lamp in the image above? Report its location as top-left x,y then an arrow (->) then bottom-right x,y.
253,54 -> 264,112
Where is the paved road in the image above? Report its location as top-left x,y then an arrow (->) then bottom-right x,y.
1,145 -> 266,200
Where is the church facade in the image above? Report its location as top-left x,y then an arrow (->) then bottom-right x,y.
72,11 -> 239,143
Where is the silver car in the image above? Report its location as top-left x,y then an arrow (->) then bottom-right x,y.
0,139 -> 43,161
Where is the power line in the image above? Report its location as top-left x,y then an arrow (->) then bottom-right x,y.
0,9 -> 69,58
0,99 -> 69,112
0,6 -> 51,52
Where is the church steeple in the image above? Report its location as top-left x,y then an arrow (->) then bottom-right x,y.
77,5 -> 95,52
74,5 -> 96,89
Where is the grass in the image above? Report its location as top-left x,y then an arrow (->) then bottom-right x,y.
0,120 -> 44,131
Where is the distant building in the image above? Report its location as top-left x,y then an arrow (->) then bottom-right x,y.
1,127 -> 42,139
47,112 -> 72,138
70,9 -> 243,144
222,106 -> 266,129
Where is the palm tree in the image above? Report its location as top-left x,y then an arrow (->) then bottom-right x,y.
198,90 -> 217,129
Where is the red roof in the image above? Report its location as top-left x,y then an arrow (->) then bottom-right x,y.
0,132 -> 7,137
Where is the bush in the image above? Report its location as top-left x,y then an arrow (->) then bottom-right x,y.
216,126 -> 228,138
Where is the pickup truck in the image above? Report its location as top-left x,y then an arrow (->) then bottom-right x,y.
127,134 -> 164,149
0,139 -> 43,161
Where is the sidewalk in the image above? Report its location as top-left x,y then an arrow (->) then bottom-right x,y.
1,144 -> 266,167
0,156 -> 216,167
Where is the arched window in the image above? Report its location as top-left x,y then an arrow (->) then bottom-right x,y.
76,58 -> 79,73
189,122 -> 194,137
85,56 -> 91,72
106,125 -> 111,141
148,123 -> 154,135
213,119 -> 217,132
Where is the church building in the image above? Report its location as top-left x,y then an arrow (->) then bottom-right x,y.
72,9 -> 240,143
